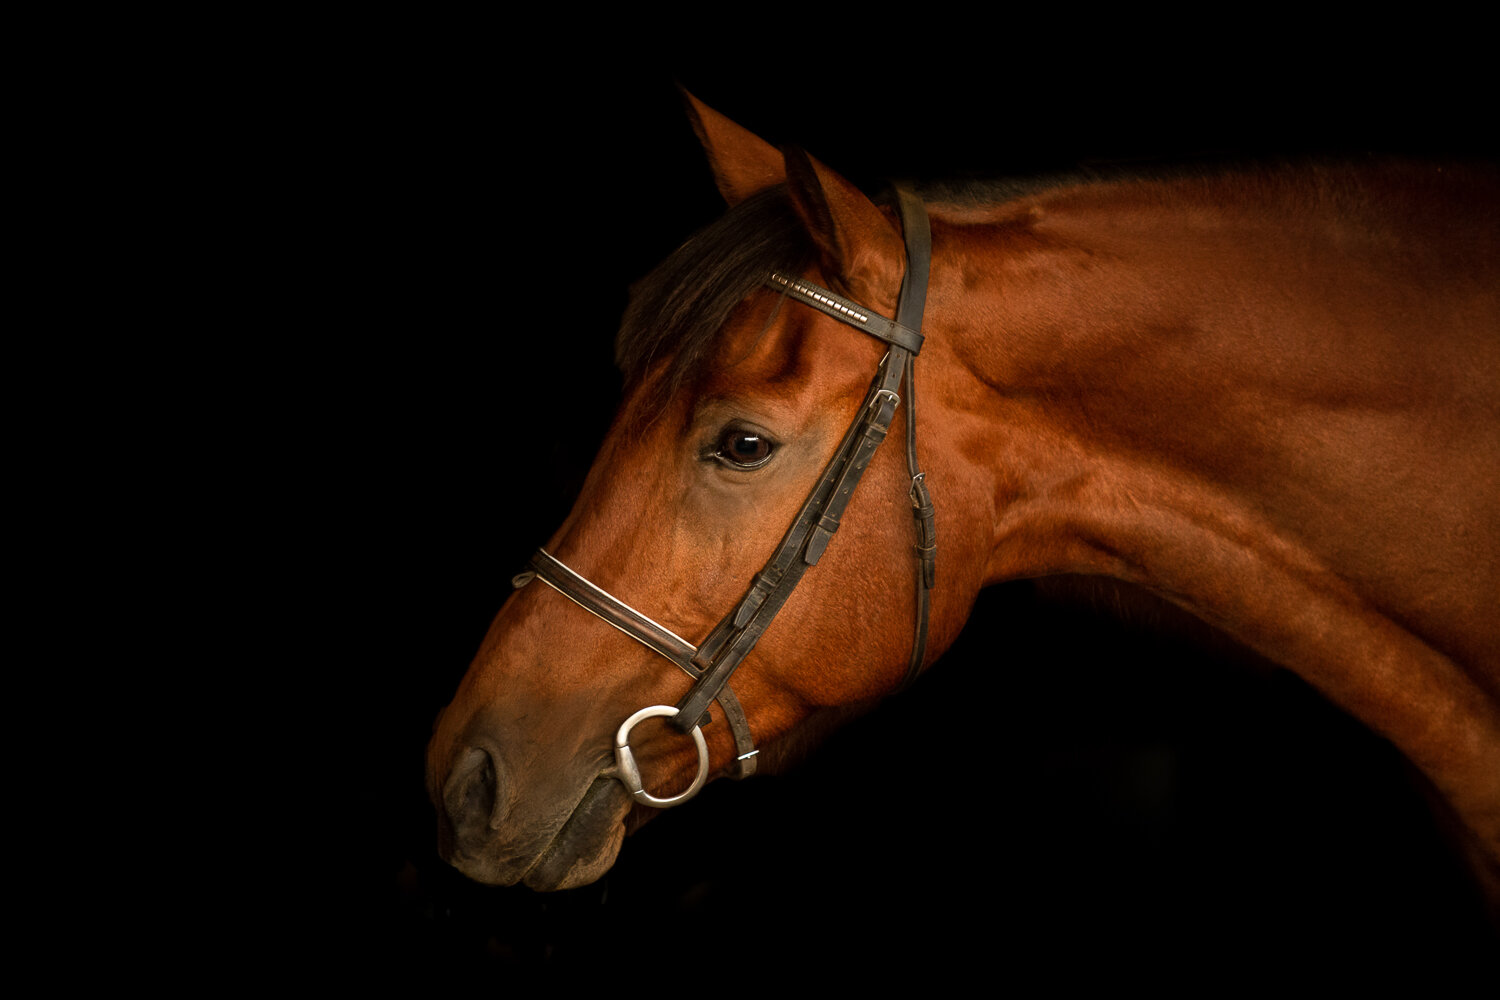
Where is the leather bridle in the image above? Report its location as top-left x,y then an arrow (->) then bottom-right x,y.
512,188 -> 936,808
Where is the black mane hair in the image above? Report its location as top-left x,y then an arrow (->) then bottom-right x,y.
615,185 -> 816,406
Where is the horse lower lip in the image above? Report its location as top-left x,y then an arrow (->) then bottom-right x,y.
522,775 -> 631,890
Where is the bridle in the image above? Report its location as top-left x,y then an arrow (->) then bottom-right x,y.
512,188 -> 936,808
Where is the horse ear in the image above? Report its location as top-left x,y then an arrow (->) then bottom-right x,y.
682,90 -> 786,206
783,146 -> 905,305
682,90 -> 904,302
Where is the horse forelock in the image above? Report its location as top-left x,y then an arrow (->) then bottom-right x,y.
614,185 -> 817,411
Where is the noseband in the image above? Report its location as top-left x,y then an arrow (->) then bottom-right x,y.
513,188 -> 936,808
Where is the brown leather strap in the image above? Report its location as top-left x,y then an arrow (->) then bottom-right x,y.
673,188 -> 935,730
518,552 -> 697,671
515,551 -> 759,778
894,188 -> 935,687
674,363 -> 906,731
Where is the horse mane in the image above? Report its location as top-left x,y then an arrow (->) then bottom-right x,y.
615,185 -> 816,407
613,163 -> 1220,405
613,158 -> 1468,411
916,171 -> 1113,206
610,175 -> 1080,406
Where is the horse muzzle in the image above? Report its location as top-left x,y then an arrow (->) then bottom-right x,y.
431,733 -> 632,890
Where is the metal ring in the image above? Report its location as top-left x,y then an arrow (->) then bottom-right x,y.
613,705 -> 710,808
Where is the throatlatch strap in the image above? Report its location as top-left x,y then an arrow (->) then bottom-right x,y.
893,187 -> 935,687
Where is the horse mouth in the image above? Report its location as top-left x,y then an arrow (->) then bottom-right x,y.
520,774 -> 634,891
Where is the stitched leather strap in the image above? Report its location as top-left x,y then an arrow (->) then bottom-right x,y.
674,363 -> 906,731
515,551 -> 759,778
894,187 -> 935,687
518,552 -> 697,671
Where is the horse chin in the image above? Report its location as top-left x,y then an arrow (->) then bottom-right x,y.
519,775 -> 633,891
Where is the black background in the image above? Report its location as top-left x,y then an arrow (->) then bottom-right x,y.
276,29 -> 1498,986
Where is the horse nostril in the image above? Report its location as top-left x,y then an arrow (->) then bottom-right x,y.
443,747 -> 503,846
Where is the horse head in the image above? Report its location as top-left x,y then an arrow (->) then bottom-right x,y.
426,96 -> 974,890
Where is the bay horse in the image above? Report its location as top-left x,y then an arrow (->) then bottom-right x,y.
426,95 -> 1500,912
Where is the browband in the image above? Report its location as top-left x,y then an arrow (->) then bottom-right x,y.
765,272 -> 924,355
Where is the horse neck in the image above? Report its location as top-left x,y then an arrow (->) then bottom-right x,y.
919,168 -> 1500,678
913,170 -> 1500,888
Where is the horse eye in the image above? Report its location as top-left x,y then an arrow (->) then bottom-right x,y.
713,428 -> 775,469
